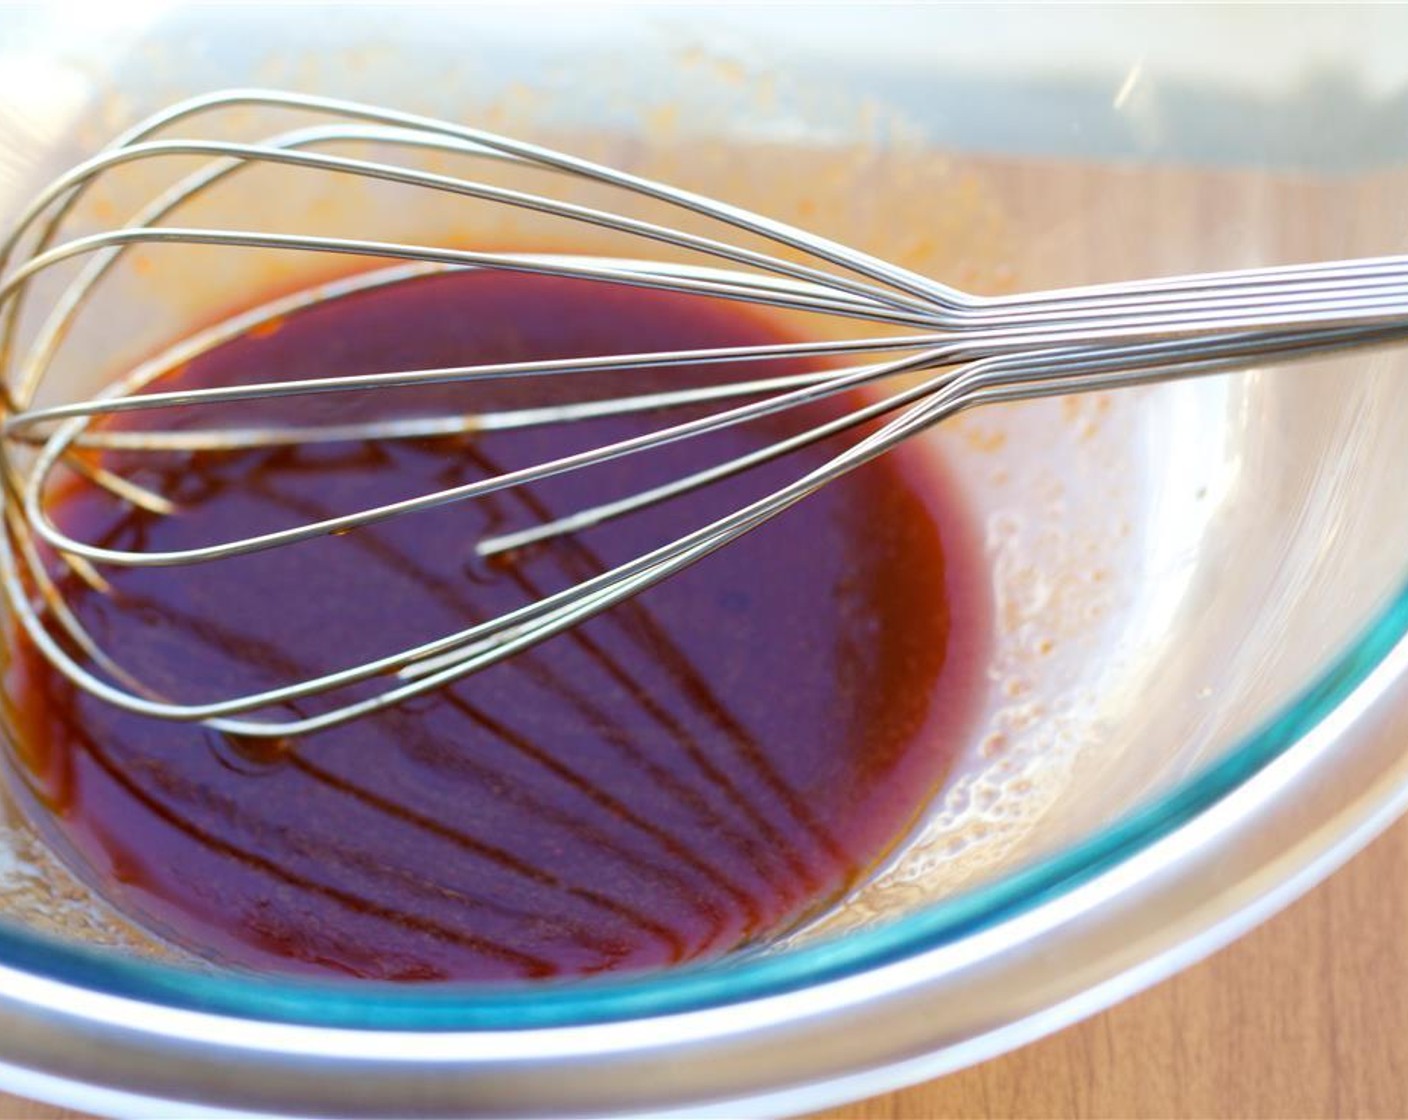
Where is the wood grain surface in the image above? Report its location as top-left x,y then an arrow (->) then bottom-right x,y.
808,813 -> 1408,1120
0,807 -> 1404,1119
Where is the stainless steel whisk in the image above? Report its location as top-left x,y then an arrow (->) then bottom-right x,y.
3,89 -> 1407,738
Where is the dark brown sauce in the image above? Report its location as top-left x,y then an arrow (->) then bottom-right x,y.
3,269 -> 990,982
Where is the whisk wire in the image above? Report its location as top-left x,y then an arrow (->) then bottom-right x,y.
2,88 -> 1406,736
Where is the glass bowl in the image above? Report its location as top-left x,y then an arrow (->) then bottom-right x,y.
2,5 -> 1408,1116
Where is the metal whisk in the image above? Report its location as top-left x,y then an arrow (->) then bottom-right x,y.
3,89 -> 1407,738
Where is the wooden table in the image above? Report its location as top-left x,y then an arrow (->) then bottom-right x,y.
0,808 -> 1403,1119
809,812 -> 1408,1119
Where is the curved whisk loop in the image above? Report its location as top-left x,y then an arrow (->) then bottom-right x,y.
1,89 -> 1407,736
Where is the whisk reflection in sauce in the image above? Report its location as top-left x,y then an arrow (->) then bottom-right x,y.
4,269 -> 990,979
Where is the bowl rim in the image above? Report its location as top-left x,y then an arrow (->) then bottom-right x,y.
1,570 -> 1406,1117
5,12 -> 1408,1108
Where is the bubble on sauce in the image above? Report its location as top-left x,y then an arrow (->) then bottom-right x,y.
208,731 -> 296,776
